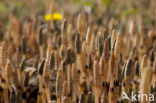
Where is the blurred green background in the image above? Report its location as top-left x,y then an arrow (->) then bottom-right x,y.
0,0 -> 155,30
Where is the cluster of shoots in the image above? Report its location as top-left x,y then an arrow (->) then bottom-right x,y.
0,3 -> 156,103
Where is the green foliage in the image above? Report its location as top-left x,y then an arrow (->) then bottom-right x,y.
121,9 -> 138,16
115,9 -> 138,19
102,0 -> 111,6
15,1 -> 24,8
0,1 -> 7,12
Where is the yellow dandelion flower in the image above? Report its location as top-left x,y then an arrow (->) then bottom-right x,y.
44,14 -> 52,21
52,12 -> 63,21
44,12 -> 63,21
